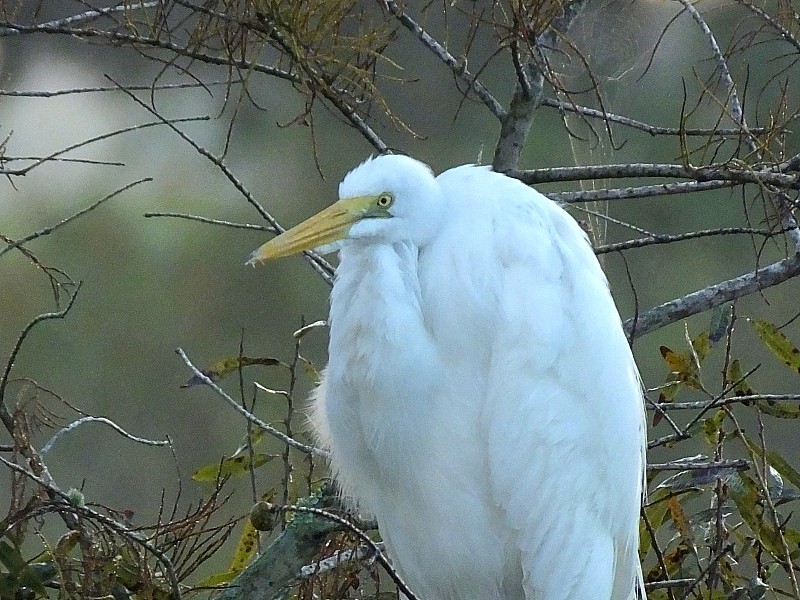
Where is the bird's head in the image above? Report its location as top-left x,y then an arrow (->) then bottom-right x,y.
247,154 -> 444,263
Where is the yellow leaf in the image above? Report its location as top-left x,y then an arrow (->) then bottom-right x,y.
192,453 -> 275,482
196,518 -> 262,587
659,346 -> 701,389
182,356 -> 283,388
645,542 -> 691,581
667,496 -> 694,546
750,319 -> 800,375
302,357 -> 322,384
197,569 -> 242,588
228,519 -> 260,573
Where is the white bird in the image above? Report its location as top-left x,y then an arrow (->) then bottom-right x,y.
249,154 -> 646,600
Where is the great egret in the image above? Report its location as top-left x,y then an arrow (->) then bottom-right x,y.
249,154 -> 646,600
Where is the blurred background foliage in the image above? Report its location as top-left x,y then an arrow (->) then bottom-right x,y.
1,0 -> 800,598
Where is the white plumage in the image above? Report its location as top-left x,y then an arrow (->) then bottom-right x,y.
250,154 -> 647,600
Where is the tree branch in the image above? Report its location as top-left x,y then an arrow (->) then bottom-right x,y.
625,252 -> 800,339
514,163 -> 800,189
175,348 -> 327,458
381,0 -> 506,121
492,1 -> 588,171
551,180 -> 739,203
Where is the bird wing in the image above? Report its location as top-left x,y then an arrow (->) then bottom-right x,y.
430,166 -> 646,600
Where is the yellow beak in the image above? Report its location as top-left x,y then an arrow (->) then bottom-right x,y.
247,196 -> 378,264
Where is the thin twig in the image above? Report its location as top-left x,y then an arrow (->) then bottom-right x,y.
650,394 -> 800,411
0,79 -> 241,98
539,97 -> 778,137
143,212 -> 272,232
381,0 -> 505,120
41,417 -> 171,455
175,348 -> 327,458
106,75 -> 335,284
0,22 -> 298,84
595,227 -> 789,255
0,1 -> 160,35
1,118 -> 206,177
268,502 -> 418,600
0,455 -> 182,600
0,284 -> 82,431
1,179 -> 152,258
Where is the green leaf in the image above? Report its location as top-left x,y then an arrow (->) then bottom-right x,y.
192,453 -> 275,482
750,318 -> 800,375
657,466 -> 739,492
691,330 -> 712,364
0,541 -> 27,574
728,472 -> 800,559
757,399 -> 800,419
0,542 -> 47,597
641,488 -> 689,558
182,356 -> 283,388
709,303 -> 733,343
728,359 -> 755,399
702,409 -> 726,445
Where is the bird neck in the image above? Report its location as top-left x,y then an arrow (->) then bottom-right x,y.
327,241 -> 440,405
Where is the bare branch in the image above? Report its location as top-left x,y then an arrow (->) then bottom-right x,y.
646,459 -> 749,472
260,501 -> 419,600
0,455 -> 182,600
0,1 -> 160,35
515,163 -> 800,189
0,284 -> 82,432
175,347 -> 327,458
595,227 -> 789,255
1,179 -> 152,258
626,252 -> 800,339
539,97 -> 781,137
41,417 -> 172,455
551,180 -> 739,203
0,117 -> 207,177
651,394 -> 800,411
143,212 -> 271,232
493,1 -> 588,171
381,0 -> 506,121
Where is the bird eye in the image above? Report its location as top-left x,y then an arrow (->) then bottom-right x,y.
376,193 -> 394,208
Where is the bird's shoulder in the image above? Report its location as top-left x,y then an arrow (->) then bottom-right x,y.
431,164 -> 593,283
